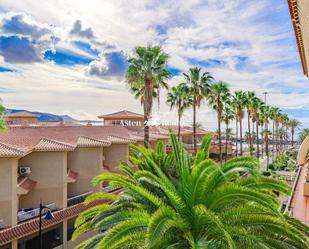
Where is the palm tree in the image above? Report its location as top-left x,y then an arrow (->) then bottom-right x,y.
245,91 -> 256,155
299,128 -> 309,143
207,81 -> 230,164
262,129 -> 272,169
126,45 -> 170,147
222,106 -> 234,161
289,119 -> 300,147
232,91 -> 246,155
0,99 -> 6,131
251,97 -> 263,159
166,83 -> 192,140
269,107 -> 280,160
74,133 -> 309,248
184,67 -> 213,153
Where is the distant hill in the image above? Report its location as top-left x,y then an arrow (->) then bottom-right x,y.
7,109 -> 98,123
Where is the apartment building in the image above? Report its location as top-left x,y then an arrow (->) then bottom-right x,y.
0,126 -> 137,249
0,110 -> 228,248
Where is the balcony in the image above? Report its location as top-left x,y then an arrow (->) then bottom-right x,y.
17,203 -> 56,223
67,191 -> 93,207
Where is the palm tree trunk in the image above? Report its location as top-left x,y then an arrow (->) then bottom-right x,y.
218,111 -> 222,165
193,97 -> 197,154
235,117 -> 238,156
256,119 -> 259,159
276,123 -> 279,153
144,78 -> 153,148
248,112 -> 252,156
225,124 -> 228,162
292,128 -> 294,147
272,120 -> 275,162
261,124 -> 264,156
240,118 -> 243,155
266,134 -> 269,170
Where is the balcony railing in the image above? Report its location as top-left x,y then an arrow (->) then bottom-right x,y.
17,203 -> 56,223
67,191 -> 93,207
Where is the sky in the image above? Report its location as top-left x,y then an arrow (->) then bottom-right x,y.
0,0 -> 308,133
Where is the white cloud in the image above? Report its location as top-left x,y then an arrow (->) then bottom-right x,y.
0,0 -> 308,131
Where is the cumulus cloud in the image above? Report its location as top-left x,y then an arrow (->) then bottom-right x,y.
86,52 -> 127,79
70,20 -> 94,39
1,13 -> 51,40
0,36 -> 41,63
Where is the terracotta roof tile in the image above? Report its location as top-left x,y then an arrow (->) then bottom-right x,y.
34,138 -> 75,152
0,189 -> 122,245
98,110 -> 143,119
107,135 -> 137,144
77,136 -> 111,147
17,177 -> 36,194
0,143 -> 27,158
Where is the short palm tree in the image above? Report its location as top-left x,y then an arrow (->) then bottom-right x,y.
167,83 -> 192,140
184,67 -> 213,153
289,119 -> 300,147
74,133 -> 309,249
299,128 -> 309,143
207,81 -> 231,164
232,91 -> 246,156
222,106 -> 234,161
126,45 -> 170,147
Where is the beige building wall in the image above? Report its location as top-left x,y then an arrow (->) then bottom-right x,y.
103,144 -> 128,172
67,147 -> 103,197
18,151 -> 67,209
0,158 -> 18,227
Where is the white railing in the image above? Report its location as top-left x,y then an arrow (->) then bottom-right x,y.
17,203 -> 56,223
67,191 -> 93,206
284,166 -> 303,215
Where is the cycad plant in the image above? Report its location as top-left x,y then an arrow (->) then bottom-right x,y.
126,46 -> 170,147
183,67 -> 213,153
73,133 -> 309,249
166,83 -> 192,140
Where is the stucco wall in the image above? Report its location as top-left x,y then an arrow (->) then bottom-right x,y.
103,144 -> 128,172
0,158 -> 18,227
67,147 -> 103,197
18,151 -> 67,209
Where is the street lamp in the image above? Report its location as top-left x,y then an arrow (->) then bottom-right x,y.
39,202 -> 54,249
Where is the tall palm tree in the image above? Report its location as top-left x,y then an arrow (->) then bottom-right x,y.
281,114 -> 289,148
166,83 -> 192,140
269,107 -> 280,160
289,118 -> 301,147
207,81 -> 231,164
245,91 -> 256,155
262,128 -> 272,169
251,97 -> 263,159
184,67 -> 213,153
126,45 -> 170,147
74,133 -> 309,248
232,91 -> 246,155
222,106 -> 234,162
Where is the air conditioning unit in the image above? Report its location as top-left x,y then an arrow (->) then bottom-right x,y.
18,166 -> 31,176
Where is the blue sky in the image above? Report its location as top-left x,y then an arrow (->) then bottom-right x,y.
0,0 -> 308,132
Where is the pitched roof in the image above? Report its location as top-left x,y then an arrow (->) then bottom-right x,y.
5,111 -> 38,118
107,135 -> 137,144
17,177 -> 36,195
98,110 -> 143,119
0,143 -> 27,158
34,138 -> 75,152
77,136 -> 111,147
